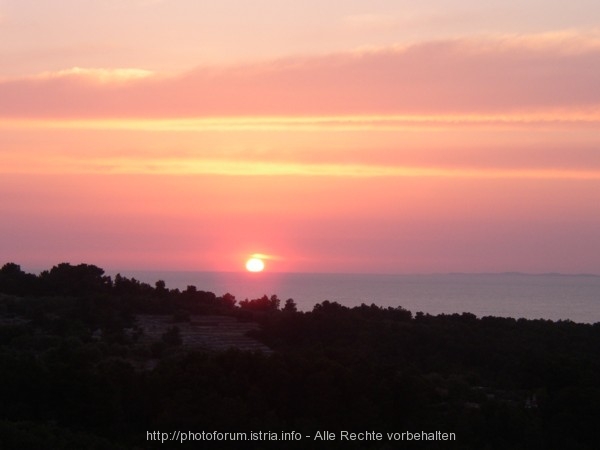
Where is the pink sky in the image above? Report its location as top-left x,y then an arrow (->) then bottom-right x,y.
1,1 -> 600,273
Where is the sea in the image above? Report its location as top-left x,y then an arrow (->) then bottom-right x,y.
111,271 -> 600,324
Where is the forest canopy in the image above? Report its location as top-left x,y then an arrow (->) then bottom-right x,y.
1,262 -> 599,449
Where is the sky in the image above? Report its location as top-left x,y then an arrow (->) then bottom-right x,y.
1,0 -> 600,274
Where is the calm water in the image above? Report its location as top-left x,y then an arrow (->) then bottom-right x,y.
114,271 -> 600,324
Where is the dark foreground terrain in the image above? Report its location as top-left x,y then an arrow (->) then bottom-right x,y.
1,263 -> 599,449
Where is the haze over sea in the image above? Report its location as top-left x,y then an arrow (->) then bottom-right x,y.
112,271 -> 600,324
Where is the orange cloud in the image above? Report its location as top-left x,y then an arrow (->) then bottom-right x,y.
2,112 -> 600,176
32,67 -> 155,83
2,33 -> 600,119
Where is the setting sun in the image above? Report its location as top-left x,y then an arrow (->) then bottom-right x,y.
245,257 -> 265,272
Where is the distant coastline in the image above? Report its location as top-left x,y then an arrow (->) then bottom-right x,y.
105,270 -> 600,324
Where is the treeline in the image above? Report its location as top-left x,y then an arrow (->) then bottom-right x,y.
0,262 -> 293,317
1,262 -> 600,449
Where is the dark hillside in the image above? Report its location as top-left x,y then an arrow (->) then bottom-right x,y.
1,263 -> 599,449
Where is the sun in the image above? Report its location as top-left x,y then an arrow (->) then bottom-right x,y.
245,257 -> 265,272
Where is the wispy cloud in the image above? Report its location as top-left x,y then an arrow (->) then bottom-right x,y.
1,32 -> 599,119
3,151 -> 600,179
33,67 -> 155,83
3,111 -> 599,131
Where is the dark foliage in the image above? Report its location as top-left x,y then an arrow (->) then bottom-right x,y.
1,262 -> 599,449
